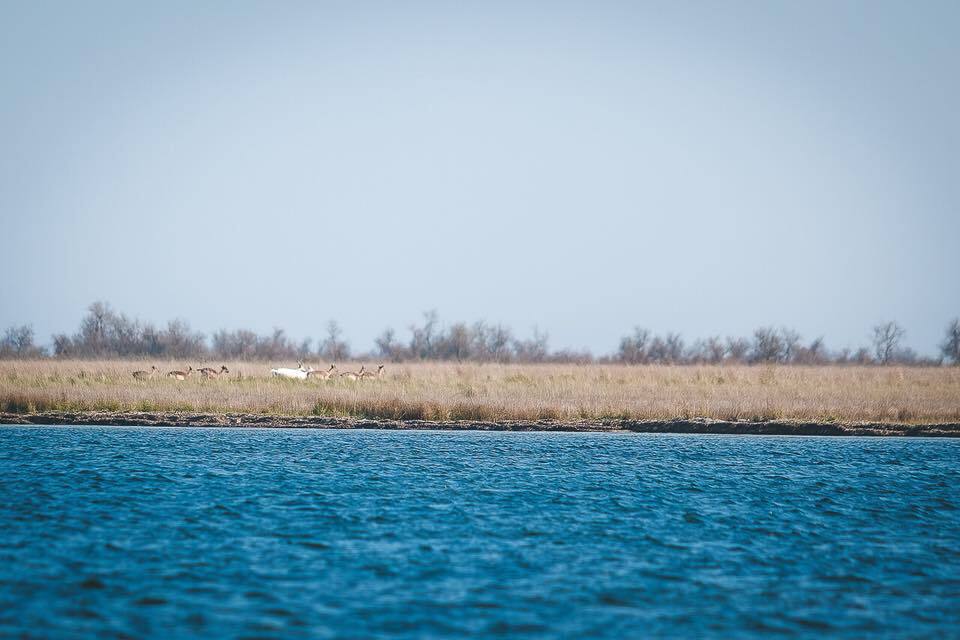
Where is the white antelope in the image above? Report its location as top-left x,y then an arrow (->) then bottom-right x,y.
307,364 -> 337,380
339,365 -> 364,381
167,366 -> 193,381
360,364 -> 385,380
271,361 -> 313,380
132,365 -> 158,380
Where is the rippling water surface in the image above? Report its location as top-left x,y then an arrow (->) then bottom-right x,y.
1,427 -> 958,638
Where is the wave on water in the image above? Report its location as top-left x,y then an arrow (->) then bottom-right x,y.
1,427 -> 959,638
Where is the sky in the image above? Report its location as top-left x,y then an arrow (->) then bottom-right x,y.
1,0 -> 958,356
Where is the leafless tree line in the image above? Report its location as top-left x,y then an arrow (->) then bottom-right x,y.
372,310 -> 573,363
1,301 -> 958,365
47,302 -> 207,359
615,322 -> 944,365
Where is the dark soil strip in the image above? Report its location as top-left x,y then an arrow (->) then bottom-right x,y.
1,412 -> 959,437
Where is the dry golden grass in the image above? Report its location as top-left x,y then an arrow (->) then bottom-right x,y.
1,359 -> 958,424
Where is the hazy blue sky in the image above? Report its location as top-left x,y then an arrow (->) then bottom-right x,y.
2,1 -> 958,355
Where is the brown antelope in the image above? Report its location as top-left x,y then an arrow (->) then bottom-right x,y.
307,364 -> 336,380
132,365 -> 158,380
339,365 -> 364,381
167,366 -> 193,381
360,364 -> 385,380
199,365 -> 229,379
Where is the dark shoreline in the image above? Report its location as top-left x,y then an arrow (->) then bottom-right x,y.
1,411 -> 959,437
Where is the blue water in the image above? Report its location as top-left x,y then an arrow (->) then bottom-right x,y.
1,428 -> 958,638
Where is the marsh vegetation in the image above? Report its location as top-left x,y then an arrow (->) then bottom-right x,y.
1,360 -> 957,425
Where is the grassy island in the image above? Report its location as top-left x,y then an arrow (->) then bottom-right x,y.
1,360 -> 957,428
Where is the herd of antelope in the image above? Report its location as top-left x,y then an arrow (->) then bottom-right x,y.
130,362 -> 384,382
271,361 -> 385,381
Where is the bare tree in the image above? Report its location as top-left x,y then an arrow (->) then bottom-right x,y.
212,329 -> 260,359
441,322 -> 473,361
647,335 -> 668,363
794,336 -> 828,365
513,327 -> 549,362
52,333 -> 74,357
664,333 -> 684,363
647,333 -> 684,364
751,327 -> 785,363
486,324 -> 514,362
79,300 -> 113,353
871,321 -> 905,365
0,325 -> 45,358
618,327 -> 650,364
375,327 -> 405,362
298,337 -> 313,358
469,321 -> 513,362
780,327 -> 802,364
321,320 -> 350,361
409,310 -> 439,359
941,318 -> 960,365
703,336 -> 726,364
140,323 -> 163,356
726,337 -> 750,363
161,319 -> 206,358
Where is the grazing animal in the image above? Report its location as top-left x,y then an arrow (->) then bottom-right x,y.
339,365 -> 364,381
167,366 -> 193,381
271,361 -> 313,380
360,364 -> 385,380
132,365 -> 158,380
199,365 -> 229,379
307,364 -> 337,380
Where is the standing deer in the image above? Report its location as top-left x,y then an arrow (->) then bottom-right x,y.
307,364 -> 337,380
132,365 -> 158,380
199,365 -> 230,379
360,364 -> 385,380
167,366 -> 193,381
339,365 -> 364,381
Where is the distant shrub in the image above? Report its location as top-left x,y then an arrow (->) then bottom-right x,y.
0,325 -> 46,359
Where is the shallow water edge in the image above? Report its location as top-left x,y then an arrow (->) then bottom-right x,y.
2,411 -> 959,436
